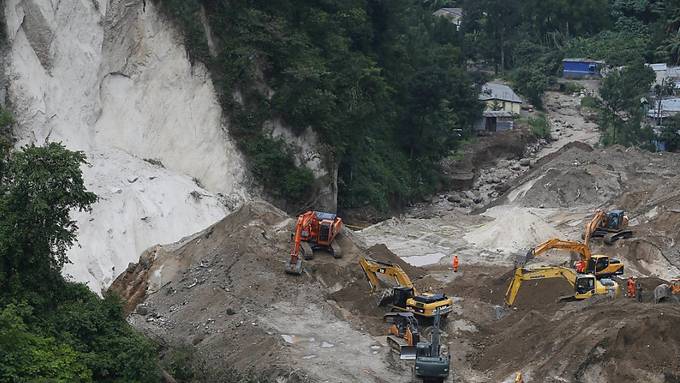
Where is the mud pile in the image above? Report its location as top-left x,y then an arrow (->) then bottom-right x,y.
473,299 -> 680,382
110,201 -> 410,382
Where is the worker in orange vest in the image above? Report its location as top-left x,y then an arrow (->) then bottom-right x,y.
627,276 -> 636,298
452,255 -> 459,272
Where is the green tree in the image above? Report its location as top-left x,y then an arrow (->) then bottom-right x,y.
660,114 -> 680,151
0,143 -> 97,305
598,62 -> 655,146
0,143 -> 161,382
0,304 -> 92,383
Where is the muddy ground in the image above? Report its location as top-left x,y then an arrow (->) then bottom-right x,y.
110,82 -> 680,382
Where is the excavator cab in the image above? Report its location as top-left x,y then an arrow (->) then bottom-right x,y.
607,210 -> 625,230
575,275 -> 596,296
392,286 -> 415,308
586,255 -> 623,277
314,211 -> 337,246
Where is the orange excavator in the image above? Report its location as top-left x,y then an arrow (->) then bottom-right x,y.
583,209 -> 633,245
517,238 -> 624,278
285,211 -> 343,275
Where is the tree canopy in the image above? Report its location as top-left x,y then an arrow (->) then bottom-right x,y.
158,0 -> 481,211
0,143 -> 160,382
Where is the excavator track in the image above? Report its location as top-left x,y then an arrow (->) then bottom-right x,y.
603,230 -> 633,245
330,240 -> 342,259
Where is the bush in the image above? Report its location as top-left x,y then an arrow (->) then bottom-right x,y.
529,115 -> 551,139
580,96 -> 599,109
563,82 -> 585,94
245,136 -> 314,203
565,30 -> 648,66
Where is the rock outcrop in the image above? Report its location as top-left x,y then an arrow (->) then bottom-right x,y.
4,0 -> 251,291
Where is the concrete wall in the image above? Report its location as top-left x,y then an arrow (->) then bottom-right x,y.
483,100 -> 521,115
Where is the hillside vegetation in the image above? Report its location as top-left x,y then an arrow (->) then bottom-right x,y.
0,144 -> 160,382
156,0 -> 481,211
460,0 -> 680,147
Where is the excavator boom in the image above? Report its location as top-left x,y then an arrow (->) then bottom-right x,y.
583,209 -> 606,246
359,257 -> 452,319
518,238 -> 591,268
359,256 -> 415,291
518,237 -> 623,278
505,266 -> 619,306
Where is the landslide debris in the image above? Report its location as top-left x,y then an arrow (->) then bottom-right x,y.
110,201 -> 410,383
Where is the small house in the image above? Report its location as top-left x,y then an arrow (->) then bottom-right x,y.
475,110 -> 514,133
647,63 -> 668,86
433,8 -> 463,30
562,58 -> 605,79
647,98 -> 680,120
479,83 -> 522,115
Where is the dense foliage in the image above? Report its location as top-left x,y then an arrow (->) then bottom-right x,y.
0,143 -> 160,382
156,0 -> 481,211
598,62 -> 656,146
460,0 -> 680,148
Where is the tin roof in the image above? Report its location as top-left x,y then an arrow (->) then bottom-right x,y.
479,83 -> 523,103
562,58 -> 605,64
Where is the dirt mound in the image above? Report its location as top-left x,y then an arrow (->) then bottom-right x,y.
490,143 -> 680,212
518,165 -> 620,208
110,201 -> 410,382
473,299 -> 680,382
464,206 -> 561,254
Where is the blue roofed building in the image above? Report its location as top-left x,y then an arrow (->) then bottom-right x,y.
562,58 -> 605,79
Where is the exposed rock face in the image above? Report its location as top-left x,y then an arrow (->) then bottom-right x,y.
4,0 -> 253,291
269,122 -> 338,212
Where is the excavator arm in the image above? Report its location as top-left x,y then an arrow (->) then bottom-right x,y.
285,211 -> 316,275
518,238 -> 592,267
290,211 -> 320,260
359,257 -> 414,291
505,266 -> 577,306
583,209 -> 606,246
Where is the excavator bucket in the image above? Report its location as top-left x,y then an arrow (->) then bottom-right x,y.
387,336 -> 417,360
514,249 -> 534,268
285,258 -> 303,275
377,289 -> 395,307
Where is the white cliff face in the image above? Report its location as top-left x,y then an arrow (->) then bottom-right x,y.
4,0 -> 250,292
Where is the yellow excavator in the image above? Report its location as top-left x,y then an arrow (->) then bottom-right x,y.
518,238 -> 624,278
505,266 -> 620,306
583,209 -> 633,246
359,257 -> 453,319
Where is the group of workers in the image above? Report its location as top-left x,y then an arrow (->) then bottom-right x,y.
626,276 -> 643,302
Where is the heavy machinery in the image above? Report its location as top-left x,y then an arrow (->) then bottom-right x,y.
583,209 -> 633,245
359,257 -> 453,319
654,279 -> 680,303
285,211 -> 343,275
414,309 -> 450,383
504,266 -> 620,306
384,312 -> 420,360
519,238 -> 624,278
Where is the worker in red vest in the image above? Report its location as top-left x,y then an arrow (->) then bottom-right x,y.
627,276 -> 636,298
452,255 -> 459,273
575,259 -> 585,273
